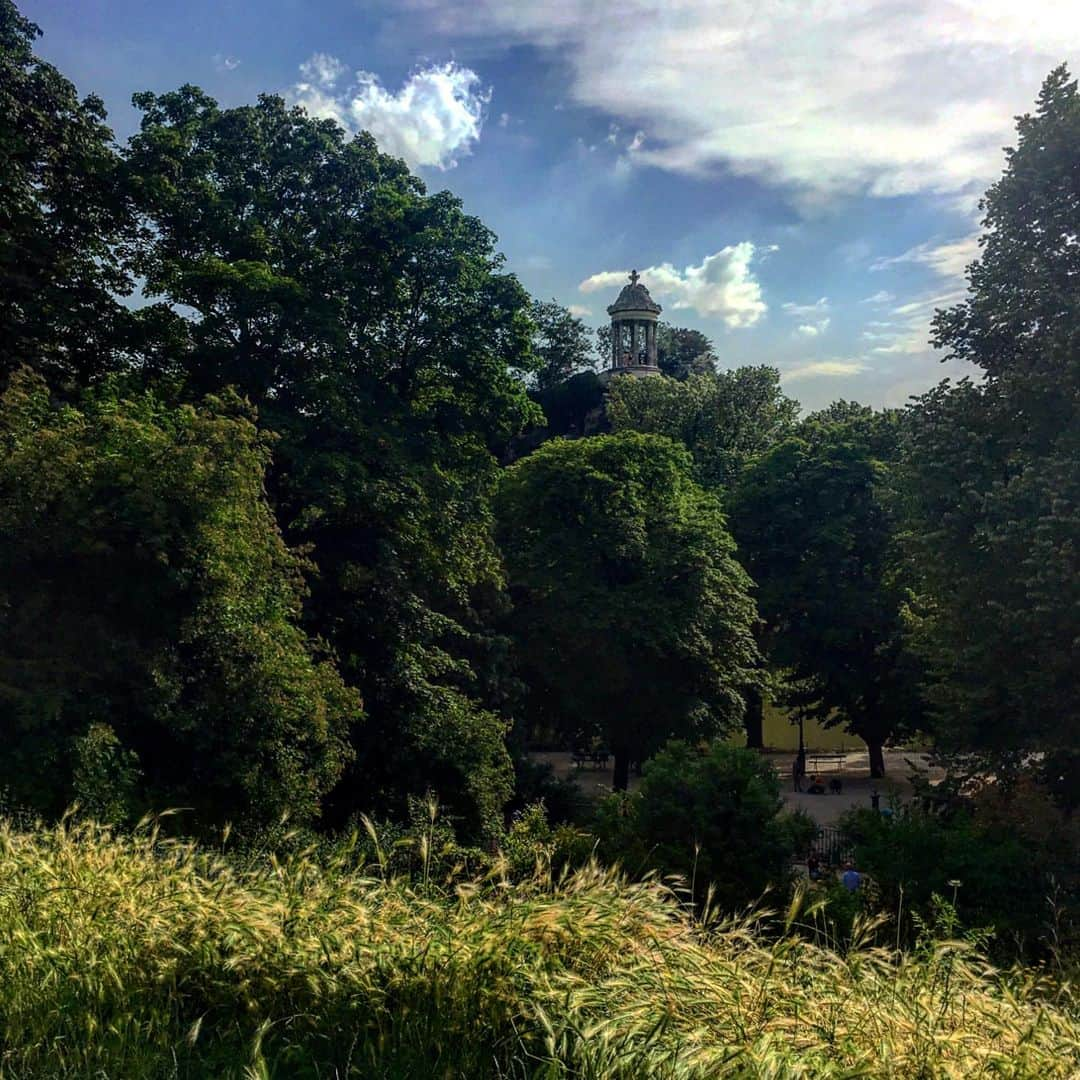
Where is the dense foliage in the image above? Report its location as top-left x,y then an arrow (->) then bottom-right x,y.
496,433 -> 761,788
121,84 -> 541,839
2,816 -> 1077,1079
0,0 -> 132,389
0,2 -> 547,839
0,371 -> 359,828
728,407 -> 921,775
904,67 -> 1080,797
596,742 -> 799,911
529,298 -> 596,391
607,367 -> 799,490
841,793 -> 1080,959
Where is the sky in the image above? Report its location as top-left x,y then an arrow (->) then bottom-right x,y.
22,0 -> 1080,410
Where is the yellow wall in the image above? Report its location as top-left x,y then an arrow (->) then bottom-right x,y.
727,703 -> 861,752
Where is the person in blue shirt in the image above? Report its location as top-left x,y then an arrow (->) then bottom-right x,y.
841,863 -> 861,891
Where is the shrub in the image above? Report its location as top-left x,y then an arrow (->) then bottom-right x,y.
840,803 -> 1061,957
597,741 -> 794,911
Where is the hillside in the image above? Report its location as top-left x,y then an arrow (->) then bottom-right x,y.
2,817 -> 1077,1078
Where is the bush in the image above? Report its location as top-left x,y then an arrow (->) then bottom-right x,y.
596,741 -> 795,911
839,803 -> 1061,957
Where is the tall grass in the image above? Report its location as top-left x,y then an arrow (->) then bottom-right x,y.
1,814 -> 1077,1078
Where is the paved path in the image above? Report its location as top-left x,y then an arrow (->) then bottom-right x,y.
530,747 -> 944,826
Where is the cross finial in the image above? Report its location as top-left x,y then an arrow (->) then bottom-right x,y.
629,269 -> 639,286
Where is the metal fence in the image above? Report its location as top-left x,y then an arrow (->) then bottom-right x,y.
814,825 -> 853,867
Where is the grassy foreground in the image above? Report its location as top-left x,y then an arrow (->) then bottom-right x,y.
1,818 -> 1078,1078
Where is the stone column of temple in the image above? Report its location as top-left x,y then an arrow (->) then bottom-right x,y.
647,322 -> 656,365
630,321 -> 640,362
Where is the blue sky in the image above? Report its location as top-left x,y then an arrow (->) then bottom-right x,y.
23,0 -> 1078,410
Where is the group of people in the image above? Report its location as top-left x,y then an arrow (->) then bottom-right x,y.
792,752 -> 843,794
806,852 -> 862,890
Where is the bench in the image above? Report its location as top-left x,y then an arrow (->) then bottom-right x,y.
807,754 -> 846,773
571,750 -> 611,770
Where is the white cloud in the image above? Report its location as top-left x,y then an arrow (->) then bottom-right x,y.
568,304 -> 592,317
289,56 -> 489,170
865,289 -> 965,355
864,234 -> 977,356
498,111 -> 510,127
784,298 -> 829,336
578,243 -> 768,328
299,52 -> 347,88
213,53 -> 241,72
400,1 -> 1077,199
783,359 -> 869,381
523,254 -> 552,270
782,297 -> 829,319
627,130 -> 645,152
861,290 -> 896,304
872,234 -> 982,282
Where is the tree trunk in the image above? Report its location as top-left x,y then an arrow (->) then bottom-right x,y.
744,687 -> 764,749
613,749 -> 630,792
867,738 -> 886,779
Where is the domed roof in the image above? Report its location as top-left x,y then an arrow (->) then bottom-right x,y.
607,270 -> 662,315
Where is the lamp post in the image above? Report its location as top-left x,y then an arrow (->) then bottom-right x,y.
794,712 -> 806,791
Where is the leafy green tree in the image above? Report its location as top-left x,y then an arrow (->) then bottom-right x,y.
607,368 -> 800,491
122,87 -> 541,838
0,370 -> 359,828
597,741 -> 794,910
529,370 -> 607,441
607,367 -> 799,748
729,409 -> 921,776
656,324 -> 717,380
904,67 -> 1080,793
0,0 -> 132,390
495,432 -> 761,789
529,299 -> 595,391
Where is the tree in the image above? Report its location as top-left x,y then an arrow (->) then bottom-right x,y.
529,299 -> 595,392
0,0 -> 132,390
729,409 -> 920,777
0,369 -> 359,828
607,367 -> 800,749
904,67 -> 1080,793
605,741 -> 794,910
606,368 -> 800,491
495,432 -> 761,789
656,324 -> 717,380
121,86 -> 541,838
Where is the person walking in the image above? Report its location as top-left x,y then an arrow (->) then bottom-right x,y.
792,749 -> 806,792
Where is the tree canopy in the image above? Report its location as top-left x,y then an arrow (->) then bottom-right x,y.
606,367 -> 800,491
0,0 -> 132,390
904,66 -> 1080,794
0,370 -> 359,827
496,432 -> 761,789
529,299 -> 595,392
115,86 -> 546,838
729,408 -> 920,776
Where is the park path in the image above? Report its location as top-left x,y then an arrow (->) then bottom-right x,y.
530,747 -> 942,827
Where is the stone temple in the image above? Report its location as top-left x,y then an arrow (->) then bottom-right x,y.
602,269 -> 662,380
